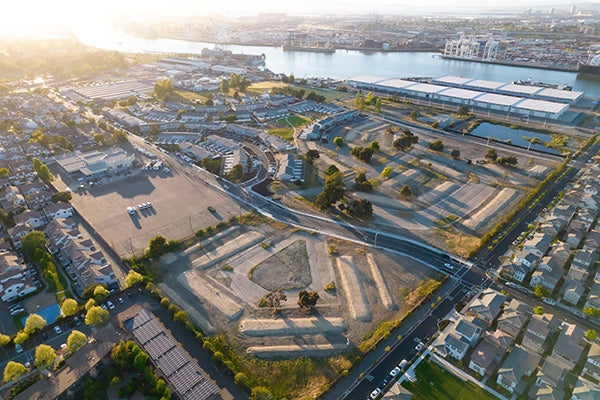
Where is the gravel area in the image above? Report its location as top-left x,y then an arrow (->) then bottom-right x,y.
249,239 -> 311,290
239,316 -> 346,336
463,187 -> 519,230
335,256 -> 371,322
178,272 -> 244,321
367,253 -> 398,311
246,342 -> 348,358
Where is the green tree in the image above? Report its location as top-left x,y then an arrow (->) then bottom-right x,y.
35,344 -> 57,370
93,285 -> 109,302
485,148 -> 498,161
67,330 -> 87,354
400,184 -> 413,199
451,149 -> 460,159
0,333 -> 9,347
263,289 -> 287,312
409,110 -> 419,120
369,141 -> 380,152
333,136 -> 344,148
392,130 -> 418,151
534,285 -> 550,298
234,372 -> 249,388
153,79 -> 173,101
24,314 -> 47,335
14,331 -> 29,345
250,386 -> 273,400
224,114 -> 237,123
533,305 -> 545,315
381,166 -> 393,179
125,270 -> 145,288
225,164 -> 244,183
584,306 -> 600,319
21,231 -> 46,262
585,329 -> 598,342
111,130 -> 128,144
52,191 -> 72,203
431,121 -> 439,128
497,155 -> 518,166
61,298 -> 79,317
457,105 -> 470,116
0,167 -> 8,178
306,149 -> 320,165
298,290 -> 319,311
4,361 -> 27,381
354,172 -> 373,192
365,91 -> 376,106
325,164 -> 340,176
85,306 -> 109,327
85,298 -> 96,310
219,78 -> 230,94
347,197 -> 373,217
374,97 -> 382,114
148,236 -> 168,258
134,351 -> 149,371
38,164 -> 54,183
350,146 -> 374,163
429,140 -> 444,152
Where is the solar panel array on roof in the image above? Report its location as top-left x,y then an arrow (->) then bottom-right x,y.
125,308 -> 219,400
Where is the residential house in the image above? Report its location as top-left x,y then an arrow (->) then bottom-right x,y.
7,223 -> 34,248
576,209 -> 596,227
569,219 -> 591,235
583,342 -> 600,381
514,250 -> 540,270
0,250 -> 36,302
546,242 -> 571,267
563,279 -> 586,305
572,376 -> 600,400
13,210 -> 46,229
551,203 -> 576,224
534,356 -> 570,390
551,322 -> 586,368
44,219 -> 81,254
497,309 -> 529,337
18,180 -> 48,196
465,289 -> 506,325
569,263 -> 590,283
573,248 -> 598,271
444,333 -> 470,361
25,189 -> 53,210
522,313 -> 559,354
530,386 -> 565,400
566,230 -> 585,249
522,233 -> 553,258
277,154 -> 305,182
469,340 -> 499,376
530,256 -> 562,292
579,193 -> 598,212
585,284 -> 600,313
483,329 -> 513,353
496,345 -> 541,394
584,230 -> 600,252
43,203 -> 75,221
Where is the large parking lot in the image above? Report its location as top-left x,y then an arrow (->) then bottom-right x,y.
54,163 -> 246,258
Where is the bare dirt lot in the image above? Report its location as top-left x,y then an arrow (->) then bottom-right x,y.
53,163 -> 245,257
156,224 -> 443,358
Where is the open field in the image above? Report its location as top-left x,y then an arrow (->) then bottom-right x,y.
247,80 -> 347,102
278,115 -> 311,127
268,127 -> 294,142
402,358 -> 499,400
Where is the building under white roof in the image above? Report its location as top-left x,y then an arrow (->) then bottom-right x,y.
436,87 -> 483,103
513,98 -> 569,118
346,75 -> 387,88
499,83 -> 542,96
404,82 -> 447,97
375,78 -> 417,91
432,76 -> 474,86
464,79 -> 506,91
536,87 -> 584,103
55,148 -> 136,178
471,93 -> 523,110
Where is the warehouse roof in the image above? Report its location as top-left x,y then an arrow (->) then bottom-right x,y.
376,78 -> 417,89
537,87 -> 584,101
432,75 -> 474,85
346,75 -> 386,84
513,98 -> 569,114
465,79 -> 505,90
473,93 -> 523,106
438,87 -> 483,100
500,83 -> 543,95
406,82 -> 447,94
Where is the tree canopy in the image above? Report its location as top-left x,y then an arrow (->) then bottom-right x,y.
125,270 -> 145,288
24,313 -> 47,335
350,146 -> 374,163
333,136 -> 344,148
4,361 -> 27,382
306,149 -> 320,165
67,329 -> 87,353
35,344 -> 57,370
21,231 -> 47,262
85,305 -> 109,327
61,298 -> 79,317
225,163 -> 244,183
298,290 -> 319,311
429,140 -> 444,152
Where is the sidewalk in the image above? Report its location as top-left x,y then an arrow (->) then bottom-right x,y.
323,278 -> 461,400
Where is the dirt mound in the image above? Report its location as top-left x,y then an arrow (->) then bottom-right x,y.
239,316 -> 346,336
335,256 -> 371,322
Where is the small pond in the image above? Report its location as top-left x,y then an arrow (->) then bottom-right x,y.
470,122 -> 562,155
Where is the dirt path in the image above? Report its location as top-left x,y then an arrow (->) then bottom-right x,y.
366,253 -> 398,311
335,256 -> 371,322
239,316 -> 346,336
190,231 -> 265,269
463,187 -> 519,230
247,342 -> 348,358
178,272 -> 244,321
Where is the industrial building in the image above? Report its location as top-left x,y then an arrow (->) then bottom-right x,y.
55,148 -> 136,179
346,75 -> 575,120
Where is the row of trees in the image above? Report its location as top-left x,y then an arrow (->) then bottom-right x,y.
355,91 -> 381,113
485,148 -> 518,166
30,130 -> 74,153
258,289 -> 320,313
270,86 -> 326,103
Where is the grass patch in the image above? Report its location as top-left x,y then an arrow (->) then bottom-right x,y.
434,214 -> 458,228
404,278 -> 442,308
402,358 -> 499,400
268,127 -> 294,142
279,115 -> 311,127
171,89 -> 209,103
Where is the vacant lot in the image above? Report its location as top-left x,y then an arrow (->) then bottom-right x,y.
403,358 -> 499,400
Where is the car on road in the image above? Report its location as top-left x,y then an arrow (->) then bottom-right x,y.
10,307 -> 25,316
15,344 -> 23,354
369,388 -> 382,399
415,342 -> 425,352
443,263 -> 453,270
399,359 -> 408,369
126,206 -> 136,215
389,366 -> 401,377
54,326 -> 62,335
118,297 -> 124,304
9,303 -> 22,311
101,303 -> 108,311
378,378 -> 389,389
543,298 -> 556,306
41,331 -> 48,340
107,301 -> 115,310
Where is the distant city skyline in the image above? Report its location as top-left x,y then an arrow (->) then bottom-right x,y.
0,0 -> 593,38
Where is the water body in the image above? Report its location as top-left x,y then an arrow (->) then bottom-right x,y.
470,122 -> 562,155
78,32 -> 600,97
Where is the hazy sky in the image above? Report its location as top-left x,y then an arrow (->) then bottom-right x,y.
0,0 -> 591,36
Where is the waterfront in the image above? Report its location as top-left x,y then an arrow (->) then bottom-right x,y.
77,31 -> 600,97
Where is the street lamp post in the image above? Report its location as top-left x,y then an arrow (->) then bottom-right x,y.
374,232 -> 379,248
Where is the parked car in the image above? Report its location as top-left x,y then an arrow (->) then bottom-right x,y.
415,342 -> 425,352
543,298 -> 556,306
15,344 -> 23,354
117,297 -> 124,304
369,388 -> 382,399
53,326 -> 62,335
107,301 -> 115,310
389,366 -> 401,377
101,303 -> 108,311
41,331 -> 48,340
399,359 -> 408,369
